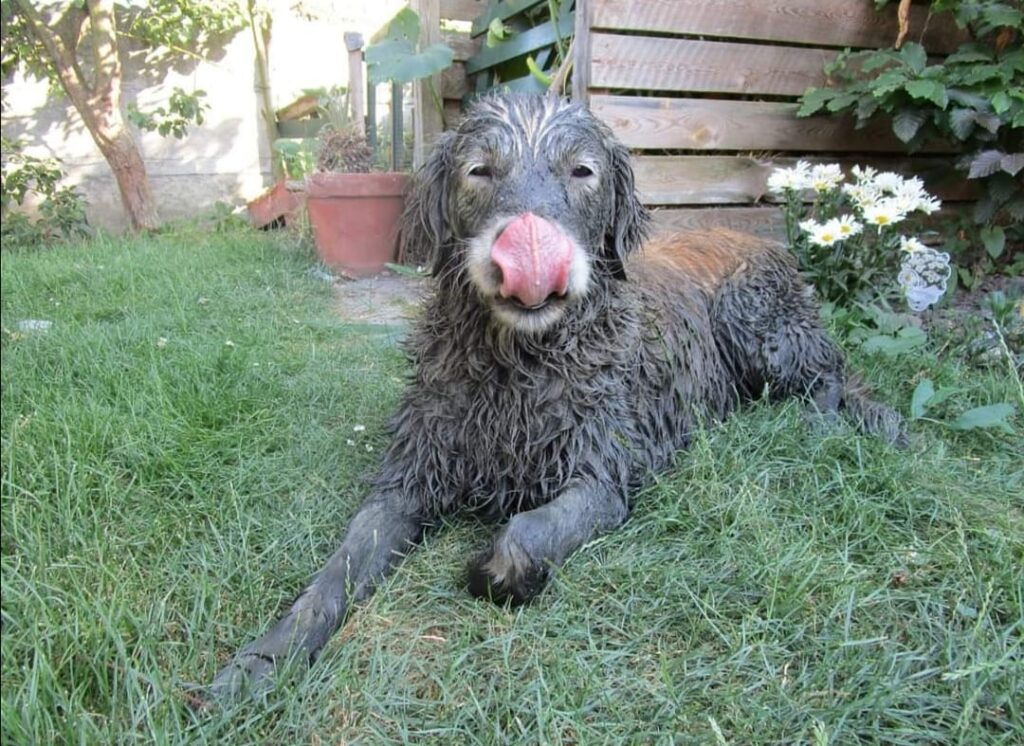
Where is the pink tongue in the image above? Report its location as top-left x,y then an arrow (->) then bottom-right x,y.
490,213 -> 573,308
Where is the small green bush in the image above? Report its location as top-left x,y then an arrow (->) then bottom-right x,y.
1,135 -> 89,248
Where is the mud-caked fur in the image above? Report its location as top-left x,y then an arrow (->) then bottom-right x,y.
206,95 -> 903,700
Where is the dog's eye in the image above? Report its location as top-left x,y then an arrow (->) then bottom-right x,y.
468,165 -> 493,179
571,165 -> 595,178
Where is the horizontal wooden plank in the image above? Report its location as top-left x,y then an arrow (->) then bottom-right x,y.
633,155 -> 977,206
441,0 -> 486,23
590,0 -> 963,54
590,95 -> 958,154
591,33 -> 835,96
471,0 -> 547,36
651,206 -> 785,239
650,205 -> 964,242
465,11 -> 573,74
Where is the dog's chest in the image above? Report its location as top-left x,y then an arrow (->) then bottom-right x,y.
447,360 -> 603,514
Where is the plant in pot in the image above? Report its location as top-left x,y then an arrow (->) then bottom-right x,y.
304,8 -> 453,276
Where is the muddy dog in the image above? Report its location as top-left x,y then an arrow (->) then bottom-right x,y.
207,94 -> 902,699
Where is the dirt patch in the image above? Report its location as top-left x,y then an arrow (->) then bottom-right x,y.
330,269 -> 427,326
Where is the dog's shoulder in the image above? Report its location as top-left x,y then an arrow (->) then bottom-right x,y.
633,228 -> 791,293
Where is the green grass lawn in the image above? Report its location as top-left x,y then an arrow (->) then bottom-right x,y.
1,227 -> 1021,745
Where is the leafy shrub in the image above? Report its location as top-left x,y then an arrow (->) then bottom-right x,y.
798,1 -> 1023,231
1,135 -> 89,248
127,87 -> 209,139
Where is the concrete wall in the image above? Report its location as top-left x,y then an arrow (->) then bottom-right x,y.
1,0 -> 406,232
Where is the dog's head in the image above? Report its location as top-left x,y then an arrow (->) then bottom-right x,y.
401,95 -> 650,333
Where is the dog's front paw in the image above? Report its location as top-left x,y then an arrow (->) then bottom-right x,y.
468,535 -> 548,605
196,651 -> 282,708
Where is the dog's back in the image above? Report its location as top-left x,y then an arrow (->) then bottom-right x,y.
632,228 -> 791,294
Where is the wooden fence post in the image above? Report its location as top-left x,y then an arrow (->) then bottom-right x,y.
412,0 -> 444,169
345,32 -> 365,126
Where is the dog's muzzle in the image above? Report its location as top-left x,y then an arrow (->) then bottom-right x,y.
490,213 -> 573,309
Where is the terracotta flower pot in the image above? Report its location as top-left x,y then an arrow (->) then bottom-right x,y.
305,172 -> 409,277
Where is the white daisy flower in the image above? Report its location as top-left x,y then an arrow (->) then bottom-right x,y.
842,183 -> 882,211
767,162 -> 812,193
899,235 -> 928,253
863,199 -> 907,228
809,163 -> 844,193
835,214 -> 862,238
807,219 -> 845,247
914,195 -> 942,215
850,164 -> 878,183
873,171 -> 906,193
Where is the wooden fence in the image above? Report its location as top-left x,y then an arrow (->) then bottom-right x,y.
569,0 -> 969,236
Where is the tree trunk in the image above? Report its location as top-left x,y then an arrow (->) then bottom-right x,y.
94,123 -> 161,232
16,0 -> 161,232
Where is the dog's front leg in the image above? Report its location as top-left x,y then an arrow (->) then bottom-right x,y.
468,485 -> 627,605
206,494 -> 424,701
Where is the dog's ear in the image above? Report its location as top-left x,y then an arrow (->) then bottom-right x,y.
603,141 -> 651,280
400,132 -> 456,275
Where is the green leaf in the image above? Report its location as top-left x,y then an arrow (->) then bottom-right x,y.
979,5 -> 1023,28
947,88 -> 992,111
486,18 -> 512,47
968,150 -> 1006,179
385,7 -> 420,45
1001,153 -> 1024,176
948,108 -> 977,140
861,51 -> 898,72
980,226 -> 1006,259
366,40 -> 454,85
910,379 -> 935,419
892,108 -> 928,143
856,95 -> 880,122
944,48 -> 992,66
862,326 -> 927,356
826,92 -> 859,112
991,91 -> 1011,114
798,87 -> 835,117
948,403 -> 1016,432
900,43 -> 928,74
905,79 -> 948,108
872,69 -> 910,96
958,266 -> 978,289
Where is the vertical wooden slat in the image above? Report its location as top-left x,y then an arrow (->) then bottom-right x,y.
412,0 -> 444,168
571,0 -> 591,101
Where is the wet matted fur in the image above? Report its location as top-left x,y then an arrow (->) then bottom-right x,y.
206,94 -> 902,700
